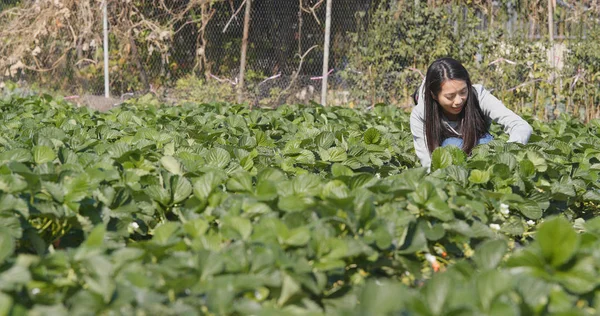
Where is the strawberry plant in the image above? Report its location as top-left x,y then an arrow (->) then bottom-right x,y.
0,94 -> 598,314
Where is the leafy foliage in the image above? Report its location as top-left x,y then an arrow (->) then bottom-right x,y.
0,94 -> 599,314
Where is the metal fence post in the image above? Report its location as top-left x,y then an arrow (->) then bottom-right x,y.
103,0 -> 109,98
321,0 -> 333,106
237,0 -> 252,105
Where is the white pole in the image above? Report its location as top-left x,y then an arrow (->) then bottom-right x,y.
548,0 -> 554,68
238,0 -> 252,104
103,0 -> 110,98
321,0 -> 333,106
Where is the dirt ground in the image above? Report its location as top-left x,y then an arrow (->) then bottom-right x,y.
63,95 -> 123,112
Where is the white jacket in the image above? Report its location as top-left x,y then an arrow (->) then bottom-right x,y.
410,83 -> 533,168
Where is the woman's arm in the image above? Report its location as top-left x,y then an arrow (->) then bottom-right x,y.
410,105 -> 432,168
476,85 -> 533,144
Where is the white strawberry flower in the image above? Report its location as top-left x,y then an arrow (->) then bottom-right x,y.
128,221 -> 140,234
526,220 -> 535,226
424,253 -> 441,272
424,253 -> 436,264
489,223 -> 501,231
499,203 -> 510,216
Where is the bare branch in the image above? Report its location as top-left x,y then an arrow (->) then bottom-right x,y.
300,0 -> 325,25
278,45 -> 319,101
506,79 -> 543,92
223,0 -> 247,33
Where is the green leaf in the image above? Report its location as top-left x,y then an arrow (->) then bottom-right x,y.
240,154 -> 254,171
83,225 -> 106,249
551,180 -> 576,201
364,127 -> 382,144
476,270 -> 512,311
469,169 -> 490,184
357,280 -> 410,315
424,273 -> 451,315
492,163 -> 512,180
222,216 -> 252,241
29,304 -> 69,316
238,135 -> 257,149
444,165 -> 469,186
398,222 -> 427,254
255,180 -> 278,201
515,199 -> 543,220
322,180 -> 351,200
554,257 -> 598,294
518,159 -> 536,178
315,132 -> 335,148
283,139 -> 302,155
160,156 -> 184,175
501,216 -> 525,236
171,176 -> 192,204
537,217 -> 580,267
331,163 -> 354,177
257,168 -> 286,183
193,172 -> 224,201
583,217 -> 600,233
42,181 -> 65,203
278,195 -> 314,213
244,202 -> 272,216
0,292 -> 12,316
348,174 -> 378,190
0,148 -> 32,163
446,145 -> 467,165
488,300 -> 518,316
63,173 -> 91,203
226,172 -> 253,192
506,247 -> 546,270
422,222 -> 445,241
205,147 -> 231,169
526,151 -> 548,172
473,239 -> 508,270
145,185 -> 170,206
325,147 -> 347,162
284,227 -> 311,246
295,149 -> 315,165
278,273 -> 301,307
291,174 -> 322,196
547,286 -> 578,313
314,259 -> 345,271
425,197 -> 454,222
152,222 -> 181,245
183,218 -> 209,239
0,211 -> 24,239
497,153 -> 517,171
583,190 -> 600,203
516,276 -> 551,313
33,145 -> 56,164
200,252 -> 224,280
431,148 -> 452,170
0,230 -> 15,264
373,226 -> 392,249
0,174 -> 28,193
411,181 -> 435,205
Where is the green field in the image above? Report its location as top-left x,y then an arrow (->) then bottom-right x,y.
0,94 -> 599,315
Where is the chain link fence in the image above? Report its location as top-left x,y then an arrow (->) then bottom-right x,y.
0,0 -> 599,112
131,0 -> 367,107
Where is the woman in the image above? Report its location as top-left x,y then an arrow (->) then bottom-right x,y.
410,57 -> 532,168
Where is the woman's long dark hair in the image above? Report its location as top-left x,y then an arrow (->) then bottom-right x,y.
423,57 -> 487,155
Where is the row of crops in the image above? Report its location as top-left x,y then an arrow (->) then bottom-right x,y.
0,94 -> 599,315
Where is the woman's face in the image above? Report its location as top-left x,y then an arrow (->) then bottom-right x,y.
434,79 -> 468,120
